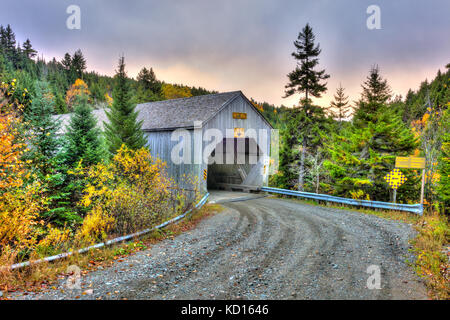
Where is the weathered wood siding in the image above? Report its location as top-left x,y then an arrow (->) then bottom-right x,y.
144,93 -> 272,193
201,94 -> 272,191
144,130 -> 201,191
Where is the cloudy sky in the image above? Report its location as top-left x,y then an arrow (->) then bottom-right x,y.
2,0 -> 449,107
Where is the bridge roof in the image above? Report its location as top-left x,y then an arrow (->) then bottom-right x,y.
56,91 -> 259,133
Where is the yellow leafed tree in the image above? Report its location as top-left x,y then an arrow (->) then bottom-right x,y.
161,83 -> 192,100
0,83 -> 44,254
65,79 -> 91,110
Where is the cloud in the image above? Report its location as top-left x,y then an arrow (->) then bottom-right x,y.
1,0 -> 448,107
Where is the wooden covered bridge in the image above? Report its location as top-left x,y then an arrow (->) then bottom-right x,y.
58,91 -> 274,193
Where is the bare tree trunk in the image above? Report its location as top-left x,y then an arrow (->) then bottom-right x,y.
316,171 -> 319,194
298,139 -> 305,191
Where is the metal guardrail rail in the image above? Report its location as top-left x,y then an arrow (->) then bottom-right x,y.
261,187 -> 423,215
4,192 -> 210,271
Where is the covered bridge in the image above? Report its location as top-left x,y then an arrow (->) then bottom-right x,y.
58,91 -> 274,193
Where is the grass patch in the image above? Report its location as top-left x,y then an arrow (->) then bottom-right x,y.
0,203 -> 222,298
410,211 -> 449,300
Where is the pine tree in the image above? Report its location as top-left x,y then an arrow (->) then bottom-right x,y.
61,52 -> 72,71
328,84 -> 350,127
24,81 -> 61,177
23,81 -> 79,225
22,39 -> 37,59
61,52 -> 76,84
281,23 -> 330,191
71,49 -> 86,79
3,25 -> 16,61
353,65 -> 391,126
104,56 -> 146,154
0,25 -> 6,53
326,75 -> 417,202
437,108 -> 450,214
136,67 -> 161,102
63,94 -> 104,168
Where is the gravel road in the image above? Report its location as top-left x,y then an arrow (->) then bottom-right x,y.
10,194 -> 428,300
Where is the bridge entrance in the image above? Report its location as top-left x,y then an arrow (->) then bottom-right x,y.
207,137 -> 265,192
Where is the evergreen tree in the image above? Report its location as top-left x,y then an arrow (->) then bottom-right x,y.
353,65 -> 391,126
137,67 -> 159,92
104,56 -> 146,154
71,49 -> 86,79
277,103 -> 328,190
23,81 -> 78,225
325,77 -> 417,202
22,38 -> 37,59
328,84 -> 350,127
61,52 -> 72,71
3,25 -> 17,61
136,67 -> 161,102
437,108 -> 450,214
0,25 -> 6,52
281,23 -> 330,191
61,52 -> 76,84
63,94 -> 104,168
24,81 -> 61,177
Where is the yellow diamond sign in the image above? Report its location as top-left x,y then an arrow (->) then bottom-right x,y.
384,169 -> 407,190
234,128 -> 244,138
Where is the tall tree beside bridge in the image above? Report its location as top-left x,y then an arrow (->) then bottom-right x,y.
104,56 -> 146,155
325,67 -> 417,202
281,23 -> 330,191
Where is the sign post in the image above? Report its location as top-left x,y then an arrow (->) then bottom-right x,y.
420,168 -> 425,205
395,156 -> 426,205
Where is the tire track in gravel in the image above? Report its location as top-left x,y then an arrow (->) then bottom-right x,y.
148,201 -> 288,299
243,199 -> 346,299
9,194 -> 428,300
216,201 -> 297,299
125,205 -> 260,299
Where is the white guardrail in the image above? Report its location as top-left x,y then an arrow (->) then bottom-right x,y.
4,193 -> 210,271
261,187 -> 423,215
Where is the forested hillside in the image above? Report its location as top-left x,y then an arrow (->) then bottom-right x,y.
0,24 -> 216,116
262,24 -> 449,214
0,24 -> 204,271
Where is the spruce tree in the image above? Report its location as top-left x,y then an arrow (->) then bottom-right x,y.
0,25 -> 6,52
353,65 -> 391,126
63,94 -> 104,168
325,71 -> 417,202
24,81 -> 79,225
328,84 -> 350,128
281,23 -> 330,191
3,25 -> 16,61
61,52 -> 72,71
104,56 -> 146,154
136,67 -> 161,102
24,81 -> 61,177
437,108 -> 450,214
22,39 -> 37,59
71,49 -> 86,79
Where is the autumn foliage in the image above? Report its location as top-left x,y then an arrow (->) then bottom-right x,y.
161,83 -> 192,100
0,82 -> 47,257
73,145 -> 178,244
65,79 -> 90,110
